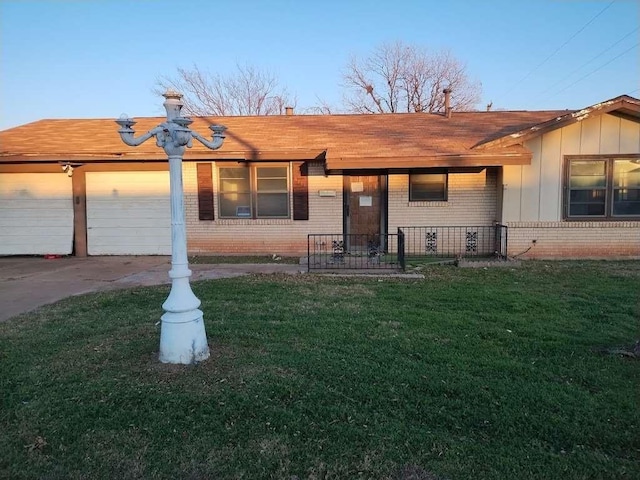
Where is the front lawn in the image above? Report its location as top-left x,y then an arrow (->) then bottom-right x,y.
1,261 -> 638,479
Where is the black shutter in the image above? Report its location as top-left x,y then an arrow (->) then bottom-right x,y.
292,162 -> 309,220
197,163 -> 215,220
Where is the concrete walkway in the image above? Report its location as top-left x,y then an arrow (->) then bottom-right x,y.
0,256 -> 304,322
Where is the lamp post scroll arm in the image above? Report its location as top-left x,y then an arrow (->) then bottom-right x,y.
191,125 -> 227,151
116,117 -> 165,147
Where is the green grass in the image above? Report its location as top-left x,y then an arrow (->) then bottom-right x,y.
1,261 -> 638,479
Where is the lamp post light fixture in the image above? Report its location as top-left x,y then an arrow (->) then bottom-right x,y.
116,90 -> 226,364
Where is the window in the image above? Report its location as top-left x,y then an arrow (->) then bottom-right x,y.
409,173 -> 448,201
218,165 -> 290,219
613,159 -> 640,216
566,157 -> 640,219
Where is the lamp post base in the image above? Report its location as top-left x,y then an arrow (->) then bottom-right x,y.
159,309 -> 210,364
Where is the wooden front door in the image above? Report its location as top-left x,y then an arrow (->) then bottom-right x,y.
345,175 -> 381,248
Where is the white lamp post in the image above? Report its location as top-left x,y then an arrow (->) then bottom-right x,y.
116,91 -> 226,364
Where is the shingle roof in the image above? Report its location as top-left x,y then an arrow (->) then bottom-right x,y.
2,94 -> 636,169
0,110 -> 566,168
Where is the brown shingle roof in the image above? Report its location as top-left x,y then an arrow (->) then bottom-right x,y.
0,110 -> 566,168
3,95 -> 637,169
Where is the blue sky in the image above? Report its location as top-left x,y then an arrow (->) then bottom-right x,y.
1,0 -> 638,130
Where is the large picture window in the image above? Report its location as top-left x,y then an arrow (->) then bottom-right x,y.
218,165 -> 290,219
566,157 -> 640,219
409,173 -> 448,201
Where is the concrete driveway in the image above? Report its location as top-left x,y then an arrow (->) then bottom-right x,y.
0,256 -> 303,322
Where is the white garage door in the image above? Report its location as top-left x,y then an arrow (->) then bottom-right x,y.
0,173 -> 74,255
86,171 -> 171,255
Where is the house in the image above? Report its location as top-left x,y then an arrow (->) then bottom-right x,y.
0,94 -> 638,260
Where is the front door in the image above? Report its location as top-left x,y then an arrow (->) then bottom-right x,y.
344,175 -> 382,249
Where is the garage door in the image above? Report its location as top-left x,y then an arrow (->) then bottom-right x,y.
86,171 -> 171,255
0,173 -> 74,255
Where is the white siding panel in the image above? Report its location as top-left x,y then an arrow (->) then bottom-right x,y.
501,165 -> 523,222
0,173 -> 73,255
580,116 -> 601,154
560,122 -> 582,156
619,118 -> 640,153
539,129 -> 562,221
86,172 -> 171,255
599,114 -> 620,154
521,136 -> 542,221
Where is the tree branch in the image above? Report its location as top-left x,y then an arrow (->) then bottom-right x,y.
342,41 -> 481,114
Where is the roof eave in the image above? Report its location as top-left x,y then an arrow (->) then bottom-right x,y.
325,151 -> 532,171
0,149 -> 327,164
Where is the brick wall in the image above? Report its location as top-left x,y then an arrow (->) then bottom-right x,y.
182,162 -> 639,259
183,162 -> 342,256
507,221 -> 640,258
388,169 -> 498,230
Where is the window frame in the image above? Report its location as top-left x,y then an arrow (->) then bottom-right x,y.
564,155 -> 640,220
217,163 -> 291,219
409,170 -> 449,202
255,165 -> 290,218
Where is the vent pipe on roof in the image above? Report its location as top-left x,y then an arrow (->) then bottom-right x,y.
443,88 -> 452,118
285,106 -> 294,116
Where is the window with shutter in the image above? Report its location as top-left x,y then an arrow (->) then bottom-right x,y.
217,163 -> 304,219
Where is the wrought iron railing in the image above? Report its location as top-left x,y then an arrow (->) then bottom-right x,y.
307,225 -> 507,272
398,224 -> 508,261
307,233 -> 404,272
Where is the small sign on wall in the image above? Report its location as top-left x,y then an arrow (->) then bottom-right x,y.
318,190 -> 337,197
359,196 -> 372,207
351,181 -> 364,192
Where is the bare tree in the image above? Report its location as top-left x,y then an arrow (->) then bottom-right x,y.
156,64 -> 296,116
303,96 -> 337,115
343,41 -> 481,113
